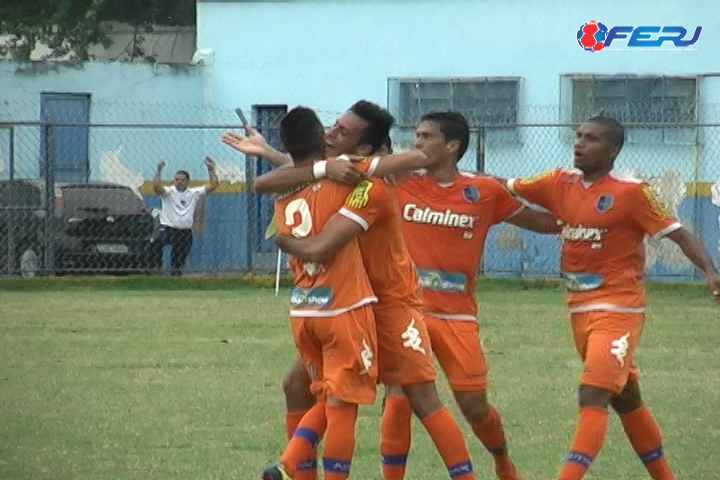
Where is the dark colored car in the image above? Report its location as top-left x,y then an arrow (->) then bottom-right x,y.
0,180 -> 161,277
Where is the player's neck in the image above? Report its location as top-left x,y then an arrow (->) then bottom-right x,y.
582,168 -> 611,183
426,163 -> 458,184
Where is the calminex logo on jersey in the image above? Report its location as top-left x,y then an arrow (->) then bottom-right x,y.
403,204 -> 477,229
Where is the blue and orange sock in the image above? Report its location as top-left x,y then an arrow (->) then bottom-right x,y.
558,407 -> 607,480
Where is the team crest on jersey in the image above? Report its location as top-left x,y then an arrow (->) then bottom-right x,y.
462,185 -> 480,203
345,180 -> 372,208
595,194 -> 614,213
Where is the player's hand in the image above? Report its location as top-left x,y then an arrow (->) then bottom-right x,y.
706,274 -> 720,303
326,159 -> 366,186
157,160 -> 166,170
383,175 -> 398,186
204,157 -> 216,169
221,125 -> 270,156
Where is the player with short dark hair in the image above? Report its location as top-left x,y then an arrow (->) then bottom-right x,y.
263,106 -> 379,480
506,115 -> 720,480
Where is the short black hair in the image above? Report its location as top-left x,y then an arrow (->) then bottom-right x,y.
280,106 -> 325,162
420,111 -> 470,161
176,170 -> 190,181
586,114 -> 625,154
349,100 -> 395,154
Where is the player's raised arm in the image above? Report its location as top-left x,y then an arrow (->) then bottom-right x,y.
357,149 -> 431,178
253,159 -> 366,193
221,124 -> 292,168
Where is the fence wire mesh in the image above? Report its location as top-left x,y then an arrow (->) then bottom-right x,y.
0,101 -> 718,279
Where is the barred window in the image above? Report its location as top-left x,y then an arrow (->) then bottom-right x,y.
389,78 -> 520,128
570,75 -> 697,125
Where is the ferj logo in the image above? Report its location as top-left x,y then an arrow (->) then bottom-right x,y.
577,21 -> 701,52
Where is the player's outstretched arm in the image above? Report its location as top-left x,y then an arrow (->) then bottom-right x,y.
665,228 -> 720,302
275,213 -> 365,263
221,125 -> 292,168
254,160 -> 366,193
363,150 -> 430,177
505,208 -> 562,234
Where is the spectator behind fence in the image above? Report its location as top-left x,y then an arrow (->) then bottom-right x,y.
152,157 -> 219,275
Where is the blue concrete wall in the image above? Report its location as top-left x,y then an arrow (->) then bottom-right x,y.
0,62 -> 219,183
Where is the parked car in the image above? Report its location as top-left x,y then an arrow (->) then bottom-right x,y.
0,180 -> 161,277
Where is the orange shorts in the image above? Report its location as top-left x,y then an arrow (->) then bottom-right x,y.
571,311 -> 644,394
374,304 -> 436,385
291,305 -> 378,405
425,314 -> 487,392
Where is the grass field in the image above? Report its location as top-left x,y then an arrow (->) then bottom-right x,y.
0,280 -> 718,480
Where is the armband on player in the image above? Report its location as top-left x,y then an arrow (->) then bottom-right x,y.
312,160 -> 328,180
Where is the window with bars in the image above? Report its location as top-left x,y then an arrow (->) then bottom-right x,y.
388,78 -> 520,128
571,76 -> 698,134
565,75 -> 698,144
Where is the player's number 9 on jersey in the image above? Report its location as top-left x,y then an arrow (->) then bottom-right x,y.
284,198 -> 313,238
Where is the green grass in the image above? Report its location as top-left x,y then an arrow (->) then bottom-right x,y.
0,285 -> 718,479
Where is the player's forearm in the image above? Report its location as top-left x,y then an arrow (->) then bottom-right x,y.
506,209 -> 561,234
262,147 -> 293,168
371,150 -> 429,177
253,165 -> 314,193
276,235 -> 329,263
152,169 -> 163,195
208,166 -> 219,188
667,228 -> 717,277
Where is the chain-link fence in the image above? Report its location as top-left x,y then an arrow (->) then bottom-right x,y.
1,101 -> 718,280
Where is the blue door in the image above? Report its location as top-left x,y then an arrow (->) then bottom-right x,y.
252,105 -> 287,253
40,93 -> 91,183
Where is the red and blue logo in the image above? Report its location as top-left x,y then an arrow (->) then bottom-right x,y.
577,21 -> 609,51
577,21 -> 701,52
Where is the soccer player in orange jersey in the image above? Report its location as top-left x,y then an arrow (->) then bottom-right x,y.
252,111 -> 560,480
228,102 -> 479,480
505,115 -> 720,480
383,111 -> 561,480
263,106 -> 381,480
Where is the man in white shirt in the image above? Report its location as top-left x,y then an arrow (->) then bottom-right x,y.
153,157 -> 219,275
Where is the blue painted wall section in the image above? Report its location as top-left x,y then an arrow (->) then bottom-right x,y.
143,191 -> 718,280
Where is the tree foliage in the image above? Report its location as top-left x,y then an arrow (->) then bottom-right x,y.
0,0 -> 195,61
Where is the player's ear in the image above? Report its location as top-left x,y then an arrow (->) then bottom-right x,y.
446,139 -> 460,156
608,145 -> 619,164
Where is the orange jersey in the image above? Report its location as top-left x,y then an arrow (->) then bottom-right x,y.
508,169 -> 681,312
274,179 -> 377,317
397,171 -> 524,320
341,157 -> 423,310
